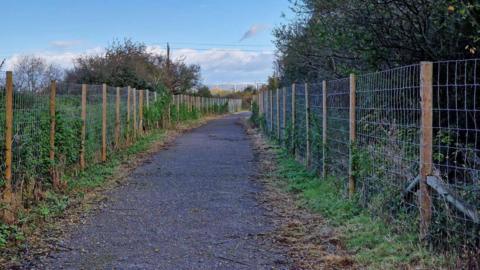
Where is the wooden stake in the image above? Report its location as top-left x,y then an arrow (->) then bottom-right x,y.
126,86 -> 131,143
80,84 -> 87,169
276,89 -> 280,139
291,84 -> 296,155
348,74 -> 356,197
269,90 -> 273,133
282,87 -> 286,144
49,80 -> 58,188
420,61 -> 433,239
101,84 -> 107,162
146,90 -> 149,108
133,88 -> 137,137
305,83 -> 311,168
139,90 -> 144,134
322,80 -> 327,179
2,71 -> 14,223
115,87 -> 121,148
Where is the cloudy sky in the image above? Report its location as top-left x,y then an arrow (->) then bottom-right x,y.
1,0 -> 291,84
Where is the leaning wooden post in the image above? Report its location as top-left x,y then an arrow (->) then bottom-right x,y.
2,71 -> 14,223
348,74 -> 356,197
305,83 -> 311,168
49,80 -> 59,188
139,90 -> 144,134
126,86 -> 131,143
80,84 -> 87,169
291,84 -> 296,155
420,61 -> 433,240
101,84 -> 107,162
133,88 -> 137,137
322,80 -> 328,179
115,87 -> 121,148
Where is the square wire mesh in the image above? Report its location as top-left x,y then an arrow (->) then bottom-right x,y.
309,83 -> 324,174
294,83 -> 307,162
325,78 -> 350,183
431,59 -> 480,247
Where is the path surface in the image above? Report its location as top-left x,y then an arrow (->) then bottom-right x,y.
37,113 -> 289,269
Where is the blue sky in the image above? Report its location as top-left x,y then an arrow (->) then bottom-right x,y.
1,0 -> 292,84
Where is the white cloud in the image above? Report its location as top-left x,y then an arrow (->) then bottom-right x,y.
147,46 -> 274,84
50,40 -> 82,49
4,46 -> 274,84
239,24 -> 269,42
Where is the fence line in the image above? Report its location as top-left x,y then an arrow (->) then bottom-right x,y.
254,59 -> 480,250
0,72 -> 241,223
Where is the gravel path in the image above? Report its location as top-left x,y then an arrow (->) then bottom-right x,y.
37,113 -> 289,269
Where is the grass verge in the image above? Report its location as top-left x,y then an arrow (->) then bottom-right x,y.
272,148 -> 449,269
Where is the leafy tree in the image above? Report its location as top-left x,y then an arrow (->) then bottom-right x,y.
274,0 -> 480,82
66,39 -> 201,93
196,86 -> 212,97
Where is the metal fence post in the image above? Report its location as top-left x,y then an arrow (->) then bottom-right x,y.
420,61 -> 433,240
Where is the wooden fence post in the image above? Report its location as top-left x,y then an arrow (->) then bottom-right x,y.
2,71 -> 14,223
133,88 -> 137,137
305,83 -> 311,168
269,90 -> 273,133
282,87 -> 286,145
115,87 -> 121,148
139,90 -> 144,133
49,80 -> 59,188
146,90 -> 149,108
348,74 -> 356,197
291,84 -> 296,155
322,80 -> 327,179
126,86 -> 131,143
276,88 -> 280,139
420,61 -> 433,240
80,84 -> 87,169
101,84 -> 107,162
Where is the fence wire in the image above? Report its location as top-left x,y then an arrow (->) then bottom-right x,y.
279,88 -> 285,143
294,84 -> 307,162
272,89 -> 278,138
356,65 -> 421,230
285,86 -> 293,152
309,83 -> 323,174
432,59 -> 480,248
326,78 -> 350,184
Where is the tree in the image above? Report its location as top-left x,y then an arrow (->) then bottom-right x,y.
12,55 -> 63,91
197,86 -> 212,97
66,39 -> 201,94
274,0 -> 480,83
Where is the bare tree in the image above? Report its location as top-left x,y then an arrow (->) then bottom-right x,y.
13,55 -> 64,91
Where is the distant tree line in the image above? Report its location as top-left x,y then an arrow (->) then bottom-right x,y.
9,39 -> 202,94
274,0 -> 480,83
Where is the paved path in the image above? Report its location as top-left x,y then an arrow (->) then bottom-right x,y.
37,113 -> 289,269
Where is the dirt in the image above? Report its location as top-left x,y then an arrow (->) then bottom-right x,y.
14,113 -> 356,269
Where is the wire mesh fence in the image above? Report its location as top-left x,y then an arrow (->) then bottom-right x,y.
309,83 -> 324,174
255,58 -> 480,252
294,84 -> 306,163
0,73 -> 241,223
326,78 -> 350,184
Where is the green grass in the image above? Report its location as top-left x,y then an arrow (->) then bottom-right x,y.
272,149 -> 448,269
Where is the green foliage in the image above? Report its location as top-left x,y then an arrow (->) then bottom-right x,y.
273,149 -> 447,269
249,101 -> 261,127
274,0 -> 480,83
